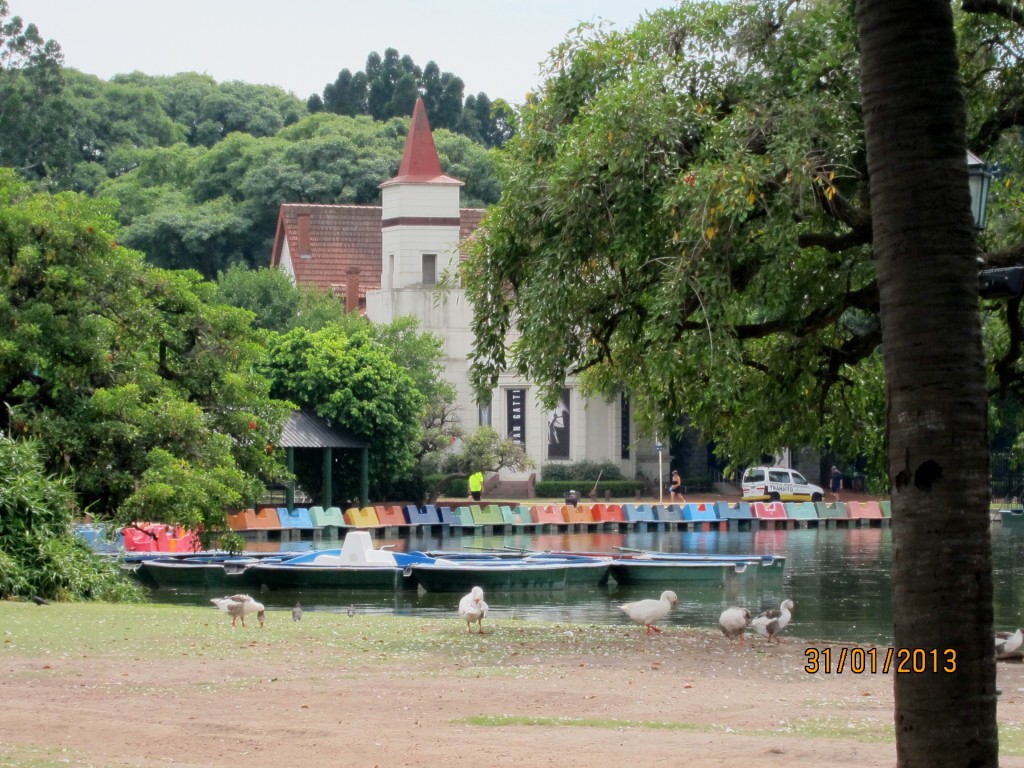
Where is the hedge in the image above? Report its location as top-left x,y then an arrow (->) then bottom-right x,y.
533,479 -> 645,499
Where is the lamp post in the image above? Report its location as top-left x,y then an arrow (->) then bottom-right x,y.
967,150 -> 992,231
655,435 -> 663,504
971,151 -> 1024,299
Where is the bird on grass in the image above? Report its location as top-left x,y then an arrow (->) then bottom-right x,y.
719,606 -> 752,645
751,599 -> 794,644
619,590 -> 678,635
210,594 -> 265,628
995,628 -> 1023,657
292,602 -> 303,621
458,586 -> 489,634
31,596 -> 49,606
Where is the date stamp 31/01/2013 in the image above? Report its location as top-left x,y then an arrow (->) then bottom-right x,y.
804,646 -> 957,674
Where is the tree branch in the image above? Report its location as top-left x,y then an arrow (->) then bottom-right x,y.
962,0 -> 1024,27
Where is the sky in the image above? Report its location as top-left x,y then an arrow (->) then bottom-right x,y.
19,1 -> 658,104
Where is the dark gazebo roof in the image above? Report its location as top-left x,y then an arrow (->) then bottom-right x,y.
277,410 -> 366,449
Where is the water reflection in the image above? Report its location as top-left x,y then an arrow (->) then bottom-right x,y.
144,525 -> 1024,645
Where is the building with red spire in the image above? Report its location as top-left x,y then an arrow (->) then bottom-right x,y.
271,99 -> 647,494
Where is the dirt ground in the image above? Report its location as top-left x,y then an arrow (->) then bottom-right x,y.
3,603 -> 1024,768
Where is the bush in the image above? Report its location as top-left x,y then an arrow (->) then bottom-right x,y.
534,480 -> 644,498
425,474 -> 468,499
541,461 -> 624,482
0,437 -> 141,602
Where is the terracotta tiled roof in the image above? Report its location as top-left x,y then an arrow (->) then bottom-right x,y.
459,208 -> 486,248
271,203 -> 382,296
271,203 -> 486,294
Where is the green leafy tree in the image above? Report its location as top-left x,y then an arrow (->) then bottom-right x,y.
315,48 -> 512,147
463,1 -> 1022,763
217,267 -> 461,500
261,326 -> 425,500
110,71 -> 307,147
426,426 -> 533,504
0,0 -> 72,181
63,70 -> 187,171
0,170 -> 292,537
96,112 -> 500,275
322,68 -> 368,116
463,1 -> 1024,484
216,263 -> 353,332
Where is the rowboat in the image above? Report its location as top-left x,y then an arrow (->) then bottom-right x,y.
250,531 -> 435,591
405,553 -> 611,593
137,555 -> 262,589
544,548 -> 784,586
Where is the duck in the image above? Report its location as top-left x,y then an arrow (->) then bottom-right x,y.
718,606 -> 752,644
751,599 -> 794,643
210,594 -> 265,628
995,628 -> 1023,657
458,586 -> 489,634
619,590 -> 678,635
291,602 -> 303,622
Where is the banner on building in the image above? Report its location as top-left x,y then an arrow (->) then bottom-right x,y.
547,388 -> 570,459
620,391 -> 630,459
506,388 -> 526,445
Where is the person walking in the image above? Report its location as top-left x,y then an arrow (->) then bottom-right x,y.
830,465 -> 842,502
669,470 -> 685,504
468,470 -> 484,502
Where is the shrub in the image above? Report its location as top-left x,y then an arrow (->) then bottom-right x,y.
0,437 -> 141,602
541,461 -> 624,482
534,480 -> 644,498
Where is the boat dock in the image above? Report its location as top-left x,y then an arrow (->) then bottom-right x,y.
221,499 -> 892,544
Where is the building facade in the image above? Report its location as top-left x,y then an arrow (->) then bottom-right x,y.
271,99 -> 665,489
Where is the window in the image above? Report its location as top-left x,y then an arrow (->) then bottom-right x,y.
478,401 -> 491,427
422,253 -> 437,284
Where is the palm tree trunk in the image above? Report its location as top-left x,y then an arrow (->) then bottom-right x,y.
856,1 -> 997,765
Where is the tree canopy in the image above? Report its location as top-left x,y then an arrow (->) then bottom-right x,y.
310,48 -> 514,148
92,113 -> 499,276
463,0 -> 1024,482
260,325 -> 425,501
0,170 -> 292,536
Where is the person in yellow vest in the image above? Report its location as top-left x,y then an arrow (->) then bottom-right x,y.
468,471 -> 484,502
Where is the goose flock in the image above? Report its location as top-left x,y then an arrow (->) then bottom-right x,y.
206,589 -> 1020,661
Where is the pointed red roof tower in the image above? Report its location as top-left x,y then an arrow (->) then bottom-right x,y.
376,97 -> 465,295
381,97 -> 462,187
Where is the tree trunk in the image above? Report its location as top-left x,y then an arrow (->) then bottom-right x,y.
856,1 -> 997,765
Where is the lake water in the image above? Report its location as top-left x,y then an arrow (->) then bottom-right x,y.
144,523 -> 1024,644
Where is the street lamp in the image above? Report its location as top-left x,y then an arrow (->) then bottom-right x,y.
967,150 -> 993,231
970,151 -> 1024,299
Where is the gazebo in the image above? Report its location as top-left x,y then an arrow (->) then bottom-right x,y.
277,410 -> 368,509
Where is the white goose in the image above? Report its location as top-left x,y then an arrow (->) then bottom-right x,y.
458,586 -> 489,634
718,606 -> 752,644
751,599 -> 794,644
619,590 -> 678,635
211,594 -> 265,628
995,628 -> 1023,657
